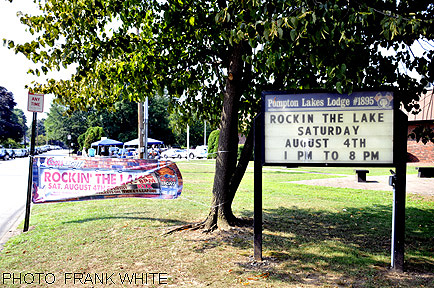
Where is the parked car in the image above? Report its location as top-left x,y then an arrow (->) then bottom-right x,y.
5,149 -> 15,159
21,148 -> 29,157
0,148 -> 11,160
161,148 -> 187,159
188,145 -> 208,159
13,149 -> 27,157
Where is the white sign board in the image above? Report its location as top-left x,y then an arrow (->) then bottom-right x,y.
27,92 -> 45,113
263,91 -> 394,165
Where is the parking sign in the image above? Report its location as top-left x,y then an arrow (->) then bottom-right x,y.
27,92 -> 44,113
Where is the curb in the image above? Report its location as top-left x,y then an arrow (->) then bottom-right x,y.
0,210 -> 25,251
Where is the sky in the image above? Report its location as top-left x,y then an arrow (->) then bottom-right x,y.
0,0 -> 72,122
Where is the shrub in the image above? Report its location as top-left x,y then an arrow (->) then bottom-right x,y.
0,138 -> 21,148
78,127 -> 104,150
207,129 -> 219,159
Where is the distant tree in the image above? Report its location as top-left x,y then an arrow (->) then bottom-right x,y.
45,102 -> 90,148
91,97 -> 177,144
168,111 -> 211,147
13,108 -> 28,144
46,95 -> 176,146
36,134 -> 47,146
37,118 -> 46,137
88,101 -> 136,143
188,121 -> 210,148
78,126 -> 104,150
0,86 -> 24,143
148,95 -> 177,145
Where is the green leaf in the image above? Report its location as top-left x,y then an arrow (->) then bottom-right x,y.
309,54 -> 315,66
277,28 -> 283,39
290,16 -> 298,28
290,29 -> 297,41
336,82 -> 342,94
189,16 -> 195,26
340,64 -> 346,76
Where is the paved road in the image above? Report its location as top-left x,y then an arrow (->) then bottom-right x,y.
0,149 -> 69,249
0,155 -> 30,248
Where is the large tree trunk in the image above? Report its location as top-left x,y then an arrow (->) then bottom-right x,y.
203,42 -> 252,231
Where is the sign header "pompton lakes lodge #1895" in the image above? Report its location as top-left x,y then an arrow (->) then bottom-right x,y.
263,91 -> 394,165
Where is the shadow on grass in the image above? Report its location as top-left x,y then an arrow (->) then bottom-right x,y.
62,211 -> 188,227
224,205 -> 434,287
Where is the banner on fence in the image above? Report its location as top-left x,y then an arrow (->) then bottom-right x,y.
32,157 -> 183,203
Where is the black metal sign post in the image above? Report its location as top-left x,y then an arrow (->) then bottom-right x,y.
254,115 -> 263,261
24,92 -> 45,232
24,112 -> 37,232
254,91 -> 407,271
390,109 -> 408,272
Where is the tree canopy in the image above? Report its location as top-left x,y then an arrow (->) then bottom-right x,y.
7,0 -> 434,229
7,1 -> 433,116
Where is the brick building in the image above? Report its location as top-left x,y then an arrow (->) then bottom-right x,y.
405,88 -> 434,163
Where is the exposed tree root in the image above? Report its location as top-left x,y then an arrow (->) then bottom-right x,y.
163,216 -> 252,235
163,221 -> 204,235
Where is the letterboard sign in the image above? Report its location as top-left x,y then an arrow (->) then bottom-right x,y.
262,91 -> 394,165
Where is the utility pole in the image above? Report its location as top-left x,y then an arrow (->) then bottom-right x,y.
187,124 -> 190,160
138,102 -> 144,159
136,25 -> 148,160
144,97 -> 148,159
137,98 -> 149,159
204,121 -> 207,146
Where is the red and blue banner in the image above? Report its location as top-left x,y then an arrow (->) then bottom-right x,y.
32,157 -> 182,203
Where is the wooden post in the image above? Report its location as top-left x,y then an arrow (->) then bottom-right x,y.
138,102 -> 144,159
144,97 -> 148,159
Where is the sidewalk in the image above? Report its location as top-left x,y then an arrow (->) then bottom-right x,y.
289,173 -> 434,198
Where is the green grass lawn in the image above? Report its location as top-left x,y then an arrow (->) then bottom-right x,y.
0,160 -> 433,287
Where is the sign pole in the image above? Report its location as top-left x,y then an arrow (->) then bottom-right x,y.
254,115 -> 263,261
391,160 -> 406,271
391,110 -> 407,271
24,112 -> 37,232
